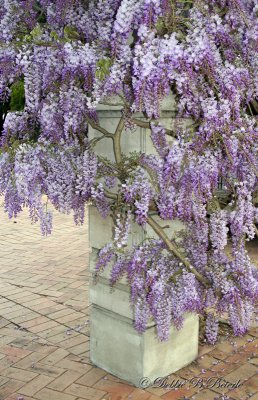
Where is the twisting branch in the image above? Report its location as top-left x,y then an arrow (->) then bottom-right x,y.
86,116 -> 114,138
113,116 -> 124,164
89,136 -> 109,148
250,99 -> 258,114
131,118 -> 151,130
255,225 -> 258,237
232,0 -> 250,27
132,118 -> 177,138
147,215 -> 211,287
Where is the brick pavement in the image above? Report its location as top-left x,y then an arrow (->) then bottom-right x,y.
0,203 -> 257,400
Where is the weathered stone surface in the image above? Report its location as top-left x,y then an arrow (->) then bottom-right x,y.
89,206 -> 185,250
90,306 -> 199,387
89,95 -> 199,386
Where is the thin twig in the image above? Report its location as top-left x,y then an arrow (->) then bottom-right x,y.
89,136 -> 109,147
86,116 -> 114,138
219,318 -> 231,327
250,99 -> 258,114
132,118 -> 177,138
113,116 -> 124,164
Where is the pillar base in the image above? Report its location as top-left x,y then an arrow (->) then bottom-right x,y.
90,303 -> 199,387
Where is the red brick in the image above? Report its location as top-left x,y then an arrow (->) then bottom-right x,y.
76,368 -> 107,387
65,383 -> 107,400
145,384 -> 170,397
191,388 -> 221,399
58,334 -> 86,349
1,366 -> 38,382
4,394 -> 35,400
224,363 -> 257,383
40,348 -> 69,365
48,370 -> 84,391
37,325 -> 67,339
54,357 -> 92,374
0,379 -> 24,400
126,388 -> 152,399
198,344 -> 215,357
0,345 -> 31,359
35,387 -> 76,400
242,339 -> 258,355
11,312 -> 40,324
0,376 -> 9,387
29,320 -> 59,334
209,349 -> 229,360
249,357 -> 258,366
94,379 -> 134,398
69,342 -> 89,356
0,355 -> 21,372
12,352 -> 46,370
23,362 -> 66,378
19,374 -> 55,396
161,386 -> 198,399
215,340 -> 235,353
55,313 -> 85,324
21,316 -> 49,329
47,331 -> 79,344
23,342 -> 58,355
0,318 -> 9,328
47,309 -> 75,319
227,374 -> 258,400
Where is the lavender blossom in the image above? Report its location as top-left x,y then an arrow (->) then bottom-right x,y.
0,0 -> 257,344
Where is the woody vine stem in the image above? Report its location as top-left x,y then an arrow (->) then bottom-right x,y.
90,112 -> 211,287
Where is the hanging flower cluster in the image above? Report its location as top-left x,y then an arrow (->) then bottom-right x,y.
0,0 -> 257,344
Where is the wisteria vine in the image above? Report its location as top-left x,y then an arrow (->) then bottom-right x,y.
0,0 -> 258,344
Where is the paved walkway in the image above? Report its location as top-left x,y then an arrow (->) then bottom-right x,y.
0,204 -> 257,400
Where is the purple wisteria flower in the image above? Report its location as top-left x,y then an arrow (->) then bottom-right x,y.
0,0 -> 257,343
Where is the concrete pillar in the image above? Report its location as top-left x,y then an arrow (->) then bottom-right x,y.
88,97 -> 199,387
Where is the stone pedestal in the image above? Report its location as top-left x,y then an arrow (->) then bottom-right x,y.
88,96 -> 199,387
91,307 -> 198,387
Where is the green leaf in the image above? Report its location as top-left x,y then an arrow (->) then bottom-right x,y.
10,80 -> 25,112
50,31 -> 59,40
64,25 -> 80,41
96,58 -> 113,81
156,17 -> 165,31
30,24 -> 43,39
23,34 -> 32,43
